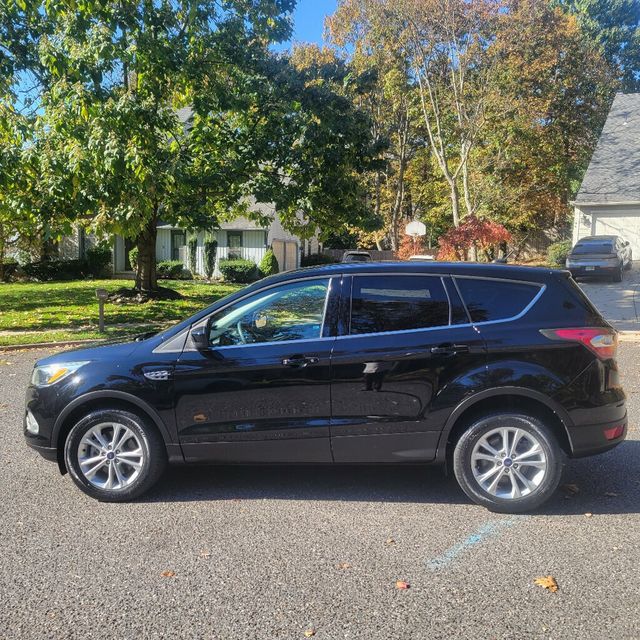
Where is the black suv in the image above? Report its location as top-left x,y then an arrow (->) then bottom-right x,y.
24,263 -> 627,512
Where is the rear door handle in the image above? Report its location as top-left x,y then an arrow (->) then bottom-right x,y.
430,344 -> 470,355
282,356 -> 320,368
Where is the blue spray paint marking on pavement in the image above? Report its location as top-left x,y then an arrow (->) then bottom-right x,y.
426,517 -> 528,570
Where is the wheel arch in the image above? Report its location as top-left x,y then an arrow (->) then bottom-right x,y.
436,387 -> 574,466
53,391 -> 179,474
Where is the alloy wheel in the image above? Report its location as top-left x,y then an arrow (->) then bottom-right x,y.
77,422 -> 145,491
471,426 -> 547,499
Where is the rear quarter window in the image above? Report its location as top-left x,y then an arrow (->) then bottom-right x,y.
455,277 -> 541,323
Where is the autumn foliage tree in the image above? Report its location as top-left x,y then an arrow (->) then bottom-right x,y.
437,217 -> 511,261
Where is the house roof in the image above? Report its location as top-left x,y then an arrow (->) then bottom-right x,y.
575,92 -> 640,204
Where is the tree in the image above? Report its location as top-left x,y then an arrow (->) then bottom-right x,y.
328,3 -> 419,250
554,0 -> 640,91
437,216 -> 511,261
7,1 -> 378,294
473,0 -> 614,238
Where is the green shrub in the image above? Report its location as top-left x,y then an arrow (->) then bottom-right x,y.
301,253 -> 338,267
22,259 -> 86,281
204,239 -> 218,279
258,248 -> 279,277
156,260 -> 185,279
219,258 -> 258,283
86,242 -> 112,277
547,240 -> 573,266
128,246 -> 138,270
1,259 -> 19,282
188,237 -> 198,274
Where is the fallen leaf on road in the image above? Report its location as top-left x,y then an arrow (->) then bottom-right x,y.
199,550 -> 211,558
385,538 -> 396,545
604,491 -> 619,497
337,562 -> 351,570
304,627 -> 316,637
160,570 -> 176,578
395,580 -> 410,590
534,576 -> 558,593
562,484 -> 579,495
584,512 -> 593,517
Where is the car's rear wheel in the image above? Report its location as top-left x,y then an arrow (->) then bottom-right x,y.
612,264 -> 623,282
453,413 -> 564,513
64,409 -> 166,502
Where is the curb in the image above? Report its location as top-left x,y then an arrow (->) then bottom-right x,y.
0,338 -> 109,352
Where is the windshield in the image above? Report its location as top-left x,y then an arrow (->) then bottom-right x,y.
572,241 -> 614,255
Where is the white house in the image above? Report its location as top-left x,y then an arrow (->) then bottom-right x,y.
572,92 -> 640,254
61,205 -> 319,276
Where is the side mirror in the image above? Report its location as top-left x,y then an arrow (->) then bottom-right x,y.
190,326 -> 209,351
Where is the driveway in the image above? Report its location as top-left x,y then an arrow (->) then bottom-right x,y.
577,262 -> 640,331
1,347 -> 639,639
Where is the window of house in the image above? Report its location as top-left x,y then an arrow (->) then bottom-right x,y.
454,277 -> 541,323
171,230 -> 186,261
208,278 -> 330,346
349,275 -> 450,335
227,231 -> 243,259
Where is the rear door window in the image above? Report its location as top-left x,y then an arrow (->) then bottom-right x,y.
350,275 -> 449,335
454,277 -> 541,323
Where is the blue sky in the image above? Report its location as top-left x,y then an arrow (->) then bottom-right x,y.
279,0 -> 337,49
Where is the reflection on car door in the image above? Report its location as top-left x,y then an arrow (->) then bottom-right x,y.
174,277 -> 338,463
330,274 -> 486,463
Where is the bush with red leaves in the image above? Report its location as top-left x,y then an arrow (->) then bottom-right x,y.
395,234 -> 426,260
437,217 -> 511,261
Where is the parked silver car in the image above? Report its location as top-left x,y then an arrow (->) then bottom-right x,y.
566,235 -> 632,282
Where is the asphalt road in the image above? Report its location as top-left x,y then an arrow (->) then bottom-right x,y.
1,346 -> 639,640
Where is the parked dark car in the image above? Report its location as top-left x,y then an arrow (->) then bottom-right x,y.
342,250 -> 371,263
24,262 -> 626,512
566,235 -> 632,282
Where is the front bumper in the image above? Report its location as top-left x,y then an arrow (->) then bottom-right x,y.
567,411 -> 628,457
25,438 -> 58,462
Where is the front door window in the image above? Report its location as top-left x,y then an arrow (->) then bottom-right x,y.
208,278 -> 330,347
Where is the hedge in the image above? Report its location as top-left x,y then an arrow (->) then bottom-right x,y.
301,253 -> 338,267
157,260 -> 187,279
219,258 -> 258,283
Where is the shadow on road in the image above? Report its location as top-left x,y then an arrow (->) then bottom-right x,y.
144,441 -> 640,516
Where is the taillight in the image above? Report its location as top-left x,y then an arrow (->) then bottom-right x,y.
540,327 -> 617,360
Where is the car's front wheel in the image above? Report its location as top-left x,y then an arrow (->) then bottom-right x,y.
453,413 -> 564,513
64,409 -> 166,502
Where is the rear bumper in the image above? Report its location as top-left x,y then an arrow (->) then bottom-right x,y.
567,412 -> 627,457
568,265 -> 619,278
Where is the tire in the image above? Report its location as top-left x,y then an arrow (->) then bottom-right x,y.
452,413 -> 565,513
612,264 -> 623,282
64,409 -> 167,502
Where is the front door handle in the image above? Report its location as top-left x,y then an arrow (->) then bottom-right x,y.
430,344 -> 470,356
282,355 -> 320,368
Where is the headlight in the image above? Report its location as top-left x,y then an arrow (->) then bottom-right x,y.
31,362 -> 89,387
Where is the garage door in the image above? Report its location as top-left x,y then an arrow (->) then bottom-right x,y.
593,213 -> 640,256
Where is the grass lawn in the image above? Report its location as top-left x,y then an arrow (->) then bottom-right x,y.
0,279 -> 242,347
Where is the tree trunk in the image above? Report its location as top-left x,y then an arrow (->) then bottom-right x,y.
135,216 -> 158,293
449,179 -> 461,227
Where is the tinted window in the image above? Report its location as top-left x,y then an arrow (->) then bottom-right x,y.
208,278 -> 329,346
572,241 -> 614,255
455,278 -> 540,323
350,275 -> 449,335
